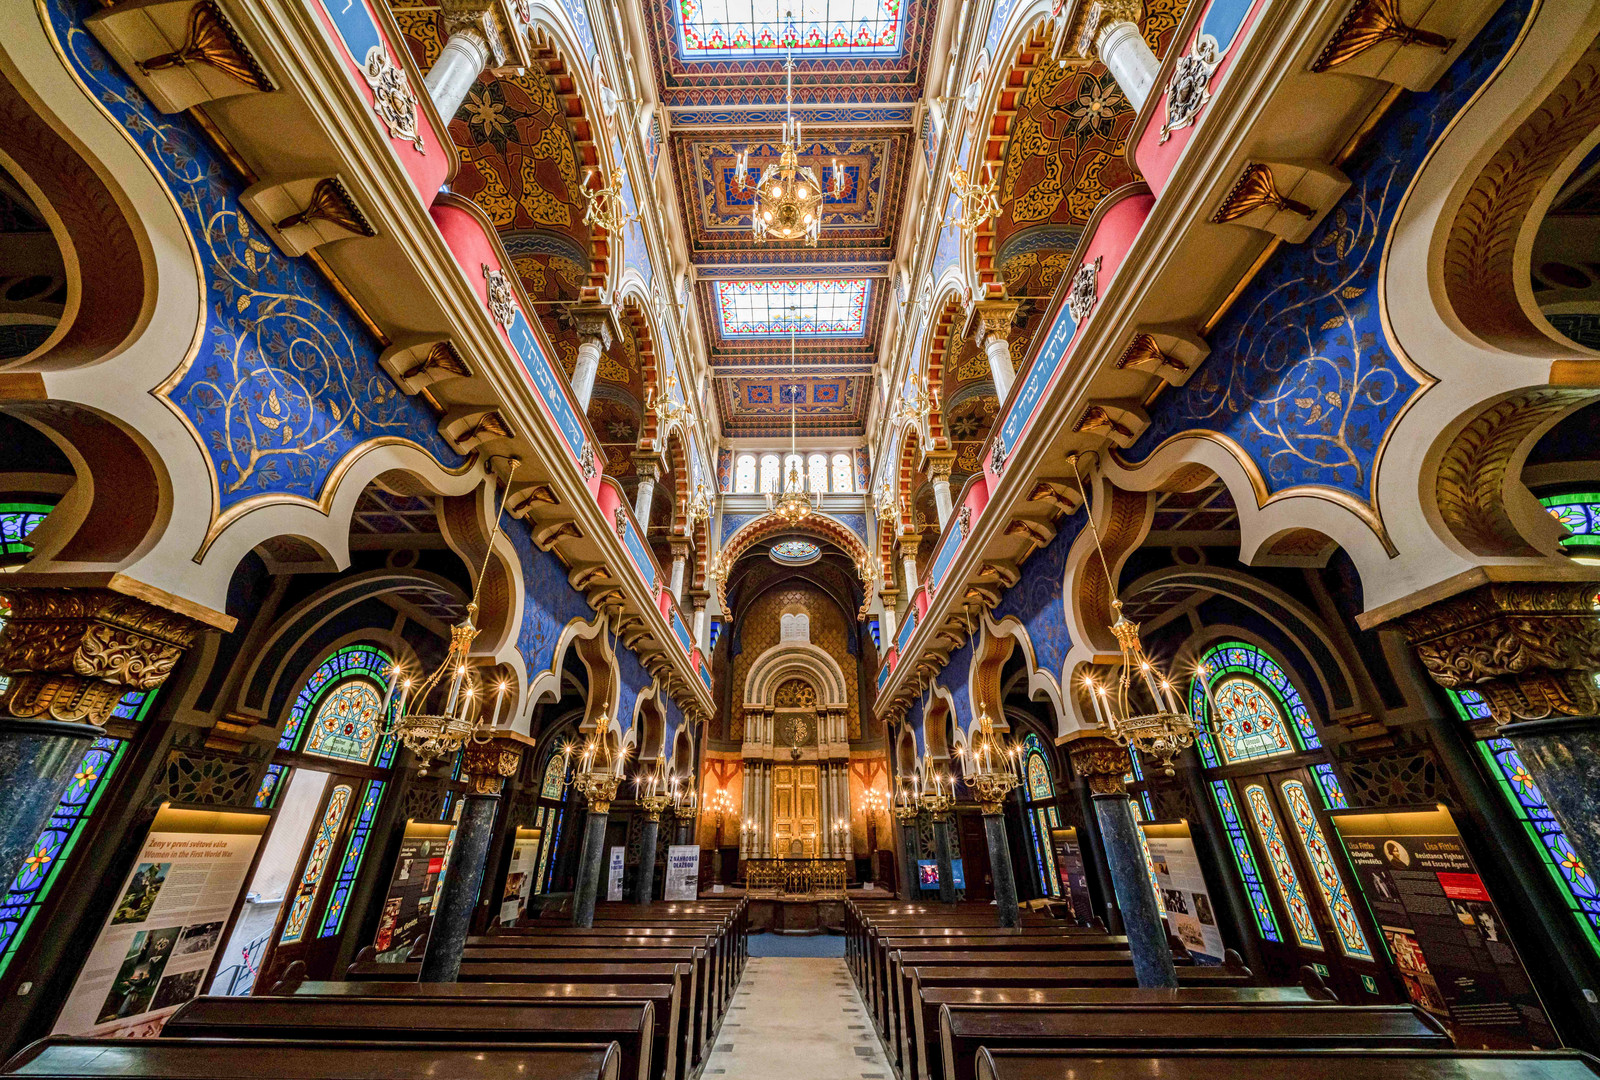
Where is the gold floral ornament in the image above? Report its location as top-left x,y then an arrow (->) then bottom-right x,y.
1211,163 -> 1313,225
581,167 -> 640,234
362,46 -> 425,153
947,162 -> 1001,235
1311,0 -> 1453,73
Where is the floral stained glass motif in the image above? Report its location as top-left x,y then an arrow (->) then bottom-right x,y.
1190,642 -> 1319,767
771,540 -> 821,563
254,764 -> 287,809
0,736 -> 127,978
715,280 -> 868,337
1311,763 -> 1348,809
0,502 -> 52,560
281,784 -> 352,944
1211,780 -> 1281,943
319,780 -> 385,938
678,0 -> 900,58
1023,733 -> 1053,801
1243,784 -> 1323,950
304,680 -> 384,764
1540,492 -> 1600,552
1479,733 -> 1600,955
1282,779 -> 1372,960
280,645 -> 397,766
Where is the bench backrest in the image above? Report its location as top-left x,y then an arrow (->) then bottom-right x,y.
973,1049 -> 1600,1080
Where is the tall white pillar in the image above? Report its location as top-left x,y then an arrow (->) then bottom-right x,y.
571,336 -> 604,410
880,605 -> 897,650
983,335 -> 1015,401
1094,17 -> 1159,112
669,539 -> 689,602
901,540 -> 921,601
633,475 -> 655,523
969,299 -> 1020,402
928,457 -> 955,530
423,27 -> 492,121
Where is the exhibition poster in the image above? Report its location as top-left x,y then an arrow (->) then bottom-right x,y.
606,846 -> 626,902
372,820 -> 454,959
664,845 -> 700,900
1140,821 -> 1226,964
498,826 -> 541,925
1049,827 -> 1095,925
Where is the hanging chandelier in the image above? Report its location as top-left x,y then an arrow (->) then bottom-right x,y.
732,21 -> 845,245
646,372 -> 690,431
958,704 -> 1023,813
766,305 -> 822,523
556,699 -> 629,811
1068,454 -> 1200,775
386,458 -> 520,772
684,481 -> 713,532
890,381 -> 938,429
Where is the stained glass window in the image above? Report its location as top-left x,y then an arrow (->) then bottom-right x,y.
1282,779 -> 1372,960
1026,753 -> 1052,801
831,453 -> 853,492
280,645 -> 397,766
541,754 -> 569,799
281,784 -> 352,944
0,735 -> 127,978
772,540 -> 820,563
759,455 -> 780,493
1540,492 -> 1600,553
1243,784 -> 1323,950
254,764 -> 287,809
0,502 -> 52,561
808,454 -> 828,492
1211,779 -> 1281,943
1478,732 -> 1600,955
1190,642 -> 1319,767
735,454 -> 757,493
1311,763 -> 1348,809
678,0 -> 901,59
715,280 -> 869,338
318,780 -> 385,938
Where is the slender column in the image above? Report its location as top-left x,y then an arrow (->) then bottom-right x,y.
422,26 -> 492,121
668,539 -> 690,602
899,813 -> 922,897
692,602 -> 707,649
565,307 -> 617,411
633,474 -> 657,524
1389,581 -> 1600,871
927,455 -> 955,531
571,806 -> 611,928
967,300 -> 1019,402
900,538 -> 921,605
1057,2 -> 1159,111
633,811 -> 662,903
0,588 -> 205,892
879,594 -> 898,652
982,811 -> 1020,926
1071,737 -> 1177,987
420,739 -> 522,980
931,813 -> 958,903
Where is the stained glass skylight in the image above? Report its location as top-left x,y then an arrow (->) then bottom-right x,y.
716,279 -> 868,338
678,0 -> 901,58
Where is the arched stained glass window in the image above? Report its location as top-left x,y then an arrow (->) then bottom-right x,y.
1019,733 -> 1061,897
535,750 -> 572,894
1026,754 -> 1052,801
318,780 -> 384,938
735,454 -> 757,493
1540,492 -> 1600,554
281,784 -> 352,944
280,645 -> 397,766
1190,642 -> 1319,767
831,453 -> 853,492
1210,780 -> 1281,943
808,453 -> 828,492
541,754 -> 568,798
1281,779 -> 1372,960
1243,784 -> 1322,950
759,455 -> 780,493
0,502 -> 51,563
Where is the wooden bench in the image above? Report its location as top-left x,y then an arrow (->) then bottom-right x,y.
972,1049 -> 1600,1080
162,997 -> 655,1080
939,1004 -> 1451,1080
283,982 -> 678,1080
903,964 -> 1256,1080
2,1039 -> 621,1080
484,923 -> 740,996
343,963 -> 696,1078
469,933 -> 726,1020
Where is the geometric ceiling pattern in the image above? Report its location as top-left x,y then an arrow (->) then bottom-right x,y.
716,279 -> 869,336
676,0 -> 903,58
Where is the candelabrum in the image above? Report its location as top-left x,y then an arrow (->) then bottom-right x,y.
957,705 -> 1023,813
946,162 -> 1000,235
634,764 -> 673,822
557,711 -> 629,814
667,773 -> 699,819
646,372 -> 690,432
580,166 -> 639,234
918,772 -> 956,819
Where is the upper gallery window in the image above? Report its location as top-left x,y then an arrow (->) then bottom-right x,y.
716,280 -> 869,338
678,0 -> 901,59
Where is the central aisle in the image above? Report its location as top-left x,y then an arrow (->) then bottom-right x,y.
701,956 -> 893,1079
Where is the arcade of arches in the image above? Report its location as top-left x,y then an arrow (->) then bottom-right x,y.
2,0 -> 1600,1073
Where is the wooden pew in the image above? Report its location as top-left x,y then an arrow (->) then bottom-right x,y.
283,982 -> 678,1080
2,1039 -> 621,1080
486,923 -> 739,997
161,997 -> 655,1080
343,962 -> 695,1079
972,1049 -> 1600,1080
939,1004 -> 1451,1080
903,964 -> 1256,1080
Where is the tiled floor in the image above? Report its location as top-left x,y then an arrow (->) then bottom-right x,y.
699,957 -> 891,1079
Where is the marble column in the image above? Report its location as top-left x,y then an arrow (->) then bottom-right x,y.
422,26 -> 492,122
0,588 -> 205,892
900,539 -> 921,606
420,739 -> 522,980
931,814 -> 958,904
633,464 -> 658,524
980,806 -> 1020,927
1071,737 -> 1177,988
633,811 -> 662,903
1055,2 -> 1159,110
566,308 -> 616,411
879,598 -> 898,652
968,300 -> 1018,402
1390,581 -> 1600,873
571,805 -> 611,928
928,456 -> 955,531
668,539 -> 690,602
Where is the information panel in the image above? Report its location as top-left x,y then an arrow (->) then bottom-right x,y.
1049,827 -> 1095,925
372,820 -> 454,960
499,826 -> 541,925
606,846 -> 626,902
664,845 -> 700,900
1331,807 -> 1554,1047
55,805 -> 268,1037
1141,822 -> 1226,964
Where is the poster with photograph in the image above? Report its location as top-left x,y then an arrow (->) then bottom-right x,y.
1332,807 -> 1555,1048
664,845 -> 700,900
606,846 -> 626,902
373,820 -> 455,960
1049,828 -> 1095,926
499,826 -> 541,925
55,806 -> 268,1037
1140,822 -> 1226,964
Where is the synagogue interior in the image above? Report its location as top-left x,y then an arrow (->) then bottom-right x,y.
2,0 -> 1600,1076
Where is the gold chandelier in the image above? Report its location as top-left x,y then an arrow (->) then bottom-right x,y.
958,704 -> 1023,813
581,166 -> 640,234
890,380 -> 938,429
646,372 -> 690,431
387,458 -> 520,772
1069,454 -> 1199,774
732,27 -> 844,245
946,162 -> 1000,235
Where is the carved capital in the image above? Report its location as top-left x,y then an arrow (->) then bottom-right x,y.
566,304 -> 619,351
900,537 -> 921,560
1388,582 -> 1600,726
925,454 -> 955,484
461,737 -> 524,796
1068,736 -> 1130,797
966,298 -> 1020,348
632,452 -> 663,483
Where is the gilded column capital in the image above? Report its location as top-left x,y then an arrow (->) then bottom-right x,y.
1051,0 -> 1144,60
965,298 -> 1021,348
1067,735 -> 1131,797
631,451 -> 663,482
900,537 -> 921,560
565,303 -> 619,351
0,588 -> 207,724
437,1 -> 512,67
1387,581 -> 1600,728
925,453 -> 956,483
461,736 -> 526,796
